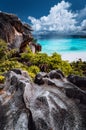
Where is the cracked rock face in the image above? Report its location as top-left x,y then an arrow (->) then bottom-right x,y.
0,69 -> 86,130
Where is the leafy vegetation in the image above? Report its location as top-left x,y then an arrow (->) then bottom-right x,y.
0,39 -> 85,79
0,75 -> 5,83
0,39 -> 26,74
71,59 -> 86,76
21,50 -> 73,75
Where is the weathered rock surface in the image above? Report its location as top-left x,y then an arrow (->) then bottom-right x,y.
0,70 -> 35,130
67,74 -> 86,90
0,12 -> 41,53
0,69 -> 86,130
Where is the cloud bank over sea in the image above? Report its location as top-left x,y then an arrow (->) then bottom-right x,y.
28,1 -> 86,35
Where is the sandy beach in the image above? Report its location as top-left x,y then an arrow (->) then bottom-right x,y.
61,52 -> 86,62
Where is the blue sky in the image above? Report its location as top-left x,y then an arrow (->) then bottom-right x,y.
0,0 -> 86,22
0,0 -> 86,34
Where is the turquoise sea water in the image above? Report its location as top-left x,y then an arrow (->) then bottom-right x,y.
38,38 -> 86,55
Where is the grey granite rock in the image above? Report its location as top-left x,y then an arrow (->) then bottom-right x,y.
0,69 -> 86,130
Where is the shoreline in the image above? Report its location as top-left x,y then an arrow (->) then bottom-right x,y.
61,52 -> 86,62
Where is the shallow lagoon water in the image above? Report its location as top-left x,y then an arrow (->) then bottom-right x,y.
38,38 -> 86,61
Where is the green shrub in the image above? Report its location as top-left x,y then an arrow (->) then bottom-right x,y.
0,60 -> 26,73
0,75 -> 5,83
21,46 -> 33,61
21,52 -> 33,61
31,53 -> 49,65
28,72 -> 35,79
28,65 -> 40,74
0,39 -> 8,60
20,48 -> 73,75
71,60 -> 86,76
59,61 -> 73,75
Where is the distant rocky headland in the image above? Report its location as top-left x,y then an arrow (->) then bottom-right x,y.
34,30 -> 86,39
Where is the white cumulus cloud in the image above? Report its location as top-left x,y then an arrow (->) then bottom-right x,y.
77,7 -> 86,21
28,0 -> 86,35
81,20 -> 86,31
